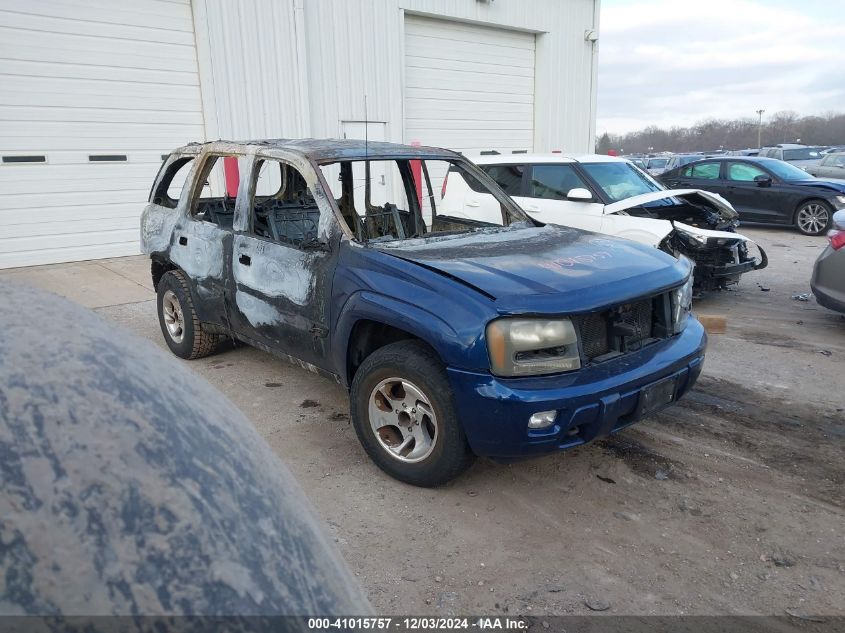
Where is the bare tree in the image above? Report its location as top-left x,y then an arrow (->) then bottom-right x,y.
596,111 -> 845,154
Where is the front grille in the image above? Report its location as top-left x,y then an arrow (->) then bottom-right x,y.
575,297 -> 663,364
618,300 -> 653,343
579,312 -> 610,359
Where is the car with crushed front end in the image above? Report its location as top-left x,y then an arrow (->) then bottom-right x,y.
441,152 -> 766,293
141,139 -> 706,487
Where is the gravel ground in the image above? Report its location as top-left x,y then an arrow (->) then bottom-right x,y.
95,226 -> 844,617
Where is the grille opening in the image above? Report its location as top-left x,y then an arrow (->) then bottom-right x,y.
575,295 -> 667,365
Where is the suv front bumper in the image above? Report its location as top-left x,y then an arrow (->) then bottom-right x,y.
447,319 -> 707,458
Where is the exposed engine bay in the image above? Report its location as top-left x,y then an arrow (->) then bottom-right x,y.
607,189 -> 768,292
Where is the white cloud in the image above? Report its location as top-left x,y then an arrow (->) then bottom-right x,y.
596,0 -> 845,134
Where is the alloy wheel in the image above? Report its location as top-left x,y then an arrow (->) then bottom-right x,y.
162,289 -> 185,343
368,377 -> 438,463
797,203 -> 830,235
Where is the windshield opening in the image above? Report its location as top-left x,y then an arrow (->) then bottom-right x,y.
580,162 -> 664,202
318,158 -> 528,243
763,159 -> 815,181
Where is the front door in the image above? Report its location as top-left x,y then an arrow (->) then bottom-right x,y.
515,163 -> 604,232
723,161 -> 784,223
229,155 -> 338,370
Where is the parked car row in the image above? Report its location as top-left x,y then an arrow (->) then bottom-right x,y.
441,153 -> 766,292
757,144 -> 826,167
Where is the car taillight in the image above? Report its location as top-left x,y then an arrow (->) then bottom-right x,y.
441,171 -> 449,199
830,229 -> 845,250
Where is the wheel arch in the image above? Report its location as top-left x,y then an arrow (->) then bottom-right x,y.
793,196 -> 833,217
793,197 -> 834,233
334,291 -> 472,389
151,257 -> 178,291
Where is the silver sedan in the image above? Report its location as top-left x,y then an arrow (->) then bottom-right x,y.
811,210 -> 845,314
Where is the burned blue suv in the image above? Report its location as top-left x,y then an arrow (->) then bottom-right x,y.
141,139 -> 706,486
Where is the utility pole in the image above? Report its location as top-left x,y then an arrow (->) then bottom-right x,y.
756,109 -> 765,149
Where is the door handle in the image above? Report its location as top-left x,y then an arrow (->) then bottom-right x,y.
178,236 -> 188,246
466,200 -> 480,208
239,254 -> 251,266
524,205 -> 541,212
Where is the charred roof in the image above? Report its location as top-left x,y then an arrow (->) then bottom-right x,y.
174,138 -> 459,162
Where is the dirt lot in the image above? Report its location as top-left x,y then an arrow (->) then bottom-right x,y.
63,227 -> 845,616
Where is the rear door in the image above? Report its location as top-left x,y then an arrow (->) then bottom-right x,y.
229,154 -> 338,370
465,163 -> 525,220
168,151 -> 241,327
515,163 -> 604,232
667,160 -> 725,193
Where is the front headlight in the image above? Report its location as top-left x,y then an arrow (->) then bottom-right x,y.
677,228 -> 708,248
671,271 -> 694,334
486,318 -> 581,377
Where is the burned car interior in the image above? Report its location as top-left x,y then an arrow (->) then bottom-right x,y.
251,159 -> 322,248
320,158 -> 518,242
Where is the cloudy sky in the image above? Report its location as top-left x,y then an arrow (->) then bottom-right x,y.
596,0 -> 845,134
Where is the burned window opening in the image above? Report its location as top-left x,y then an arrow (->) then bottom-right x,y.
151,156 -> 195,209
320,158 -> 526,243
188,154 -> 244,228
249,159 -> 322,250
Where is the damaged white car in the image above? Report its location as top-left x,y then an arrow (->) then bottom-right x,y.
441,153 -> 767,291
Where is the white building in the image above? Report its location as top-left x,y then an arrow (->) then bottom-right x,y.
0,0 -> 600,268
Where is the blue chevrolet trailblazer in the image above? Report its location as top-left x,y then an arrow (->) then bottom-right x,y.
141,139 -> 706,486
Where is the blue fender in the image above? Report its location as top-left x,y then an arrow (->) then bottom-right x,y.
333,289 -> 492,387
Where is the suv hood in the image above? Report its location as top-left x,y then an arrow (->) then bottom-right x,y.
376,225 -> 688,314
605,189 -> 739,221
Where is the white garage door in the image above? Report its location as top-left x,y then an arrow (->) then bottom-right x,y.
404,15 -> 535,155
0,0 -> 204,269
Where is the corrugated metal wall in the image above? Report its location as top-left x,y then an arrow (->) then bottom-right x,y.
195,0 -> 599,152
0,0 -> 204,268
192,0 -> 308,140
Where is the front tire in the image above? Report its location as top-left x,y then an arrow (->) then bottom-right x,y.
156,270 -> 219,359
795,200 -> 833,236
350,340 -> 475,487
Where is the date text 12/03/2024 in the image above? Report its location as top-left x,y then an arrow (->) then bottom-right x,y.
307,617 -> 528,630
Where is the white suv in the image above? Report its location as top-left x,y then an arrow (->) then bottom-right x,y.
441,153 -> 767,291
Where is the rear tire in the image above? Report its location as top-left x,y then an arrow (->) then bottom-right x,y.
795,200 -> 833,236
350,340 -> 476,486
156,270 -> 219,359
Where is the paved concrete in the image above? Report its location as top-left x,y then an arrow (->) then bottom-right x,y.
0,255 -> 152,309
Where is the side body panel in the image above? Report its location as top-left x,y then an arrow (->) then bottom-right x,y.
227,150 -> 345,373
330,244 -> 499,386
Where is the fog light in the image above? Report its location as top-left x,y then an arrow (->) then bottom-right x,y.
528,410 -> 557,429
